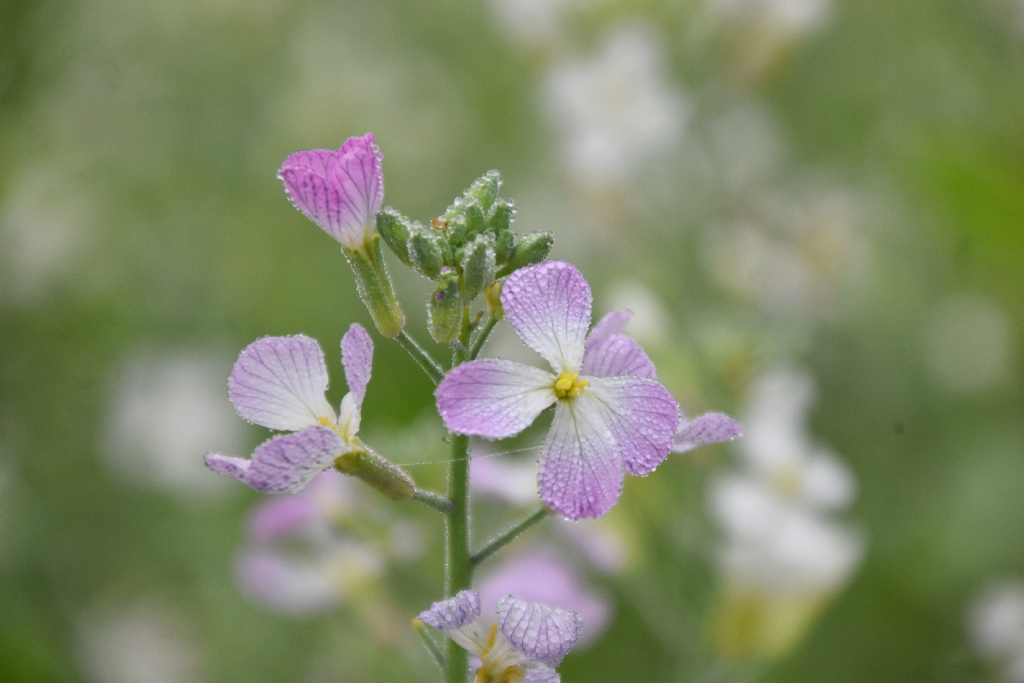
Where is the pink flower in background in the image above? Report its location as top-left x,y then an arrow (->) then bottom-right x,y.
437,261 -> 679,519
277,133 -> 383,252
205,323 -> 374,494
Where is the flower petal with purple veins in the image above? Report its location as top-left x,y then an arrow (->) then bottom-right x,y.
496,595 -> 582,667
204,454 -> 250,481
523,669 -> 561,683
436,360 -> 555,439
673,412 -> 743,453
340,323 -> 373,406
277,133 -> 382,250
501,261 -> 592,373
587,376 -> 679,476
585,309 -> 632,346
537,399 -> 624,520
417,590 -> 482,632
222,425 -> 348,494
581,333 -> 657,379
229,335 -> 335,432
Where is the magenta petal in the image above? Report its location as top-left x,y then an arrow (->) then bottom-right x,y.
436,360 -> 555,439
417,590 -> 482,632
538,401 -> 623,520
585,310 -> 632,346
587,376 -> 678,477
581,334 -> 657,379
277,133 -> 382,249
340,323 -> 373,406
502,261 -> 592,373
673,412 -> 743,452
241,426 -> 348,494
496,595 -> 582,667
229,335 -> 334,431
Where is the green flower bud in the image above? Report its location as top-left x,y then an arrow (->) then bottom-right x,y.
446,214 -> 468,250
343,236 -> 405,338
486,198 -> 514,234
408,229 -> 450,279
427,267 -> 463,343
467,170 -> 501,213
375,208 -> 414,267
497,231 -> 553,277
463,197 -> 485,238
334,446 -> 415,501
494,227 -> 515,265
461,233 -> 497,299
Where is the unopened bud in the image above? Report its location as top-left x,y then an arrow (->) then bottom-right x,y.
494,227 -> 514,265
409,230 -> 451,279
376,208 -> 415,267
427,267 -> 463,343
467,170 -> 501,213
487,199 -> 514,235
463,197 -> 485,237
498,231 -> 553,277
484,280 -> 504,321
460,234 -> 496,299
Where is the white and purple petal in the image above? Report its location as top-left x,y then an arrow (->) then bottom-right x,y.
277,133 -> 382,249
585,309 -> 632,346
502,261 -> 592,373
436,360 -> 555,439
340,323 -> 373,406
496,595 -> 582,667
417,590 -> 482,633
205,425 -> 348,494
537,399 -> 623,520
586,376 -> 679,477
673,412 -> 743,453
229,335 -> 334,431
523,669 -> 561,683
581,333 -> 657,379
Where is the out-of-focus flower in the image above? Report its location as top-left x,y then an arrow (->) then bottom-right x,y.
543,24 -> 690,187
104,349 -> 245,500
490,0 -> 570,46
417,590 -> 582,683
205,324 -> 416,498
76,599 -> 202,683
478,549 -> 611,647
437,261 -> 679,519
709,366 -> 863,659
968,580 -> 1024,682
236,470 -> 424,626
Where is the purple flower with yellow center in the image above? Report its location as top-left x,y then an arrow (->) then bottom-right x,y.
277,133 -> 383,253
205,324 -> 383,494
436,260 -> 679,520
416,590 -> 581,683
277,133 -> 404,337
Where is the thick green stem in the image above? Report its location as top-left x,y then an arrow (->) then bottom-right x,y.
443,432 -> 472,683
471,506 -> 550,567
395,330 -> 445,384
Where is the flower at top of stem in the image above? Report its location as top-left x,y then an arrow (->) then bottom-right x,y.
277,133 -> 383,253
435,260 -> 681,520
416,590 -> 581,683
204,324 -> 375,494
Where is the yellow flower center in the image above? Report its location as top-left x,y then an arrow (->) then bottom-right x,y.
474,622 -> 527,683
553,371 -> 589,399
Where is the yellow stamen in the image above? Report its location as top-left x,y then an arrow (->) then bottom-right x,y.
554,372 -> 589,399
475,667 -> 488,683
486,621 -> 498,650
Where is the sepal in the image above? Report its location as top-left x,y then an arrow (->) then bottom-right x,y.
428,267 -> 464,343
376,208 -> 415,266
460,233 -> 497,299
334,445 -> 416,501
343,236 -> 405,338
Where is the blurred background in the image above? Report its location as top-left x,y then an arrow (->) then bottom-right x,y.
2,0 -> 1024,681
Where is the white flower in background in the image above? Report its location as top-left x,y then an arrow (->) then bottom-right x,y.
703,189 -> 865,319
709,0 -> 832,35
967,580 -> 1024,682
604,280 -> 670,348
490,0 -> 570,46
543,24 -> 690,187
0,162 -> 94,307
923,293 -> 1014,396
76,599 -> 202,683
103,349 -> 246,500
709,366 -> 863,658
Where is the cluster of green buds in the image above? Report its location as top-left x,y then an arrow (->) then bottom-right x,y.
375,171 -> 553,343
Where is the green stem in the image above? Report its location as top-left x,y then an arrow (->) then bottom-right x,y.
443,432 -> 472,683
470,506 -> 550,567
395,330 -> 445,384
468,315 -> 499,360
411,489 -> 455,514
412,619 -> 446,670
